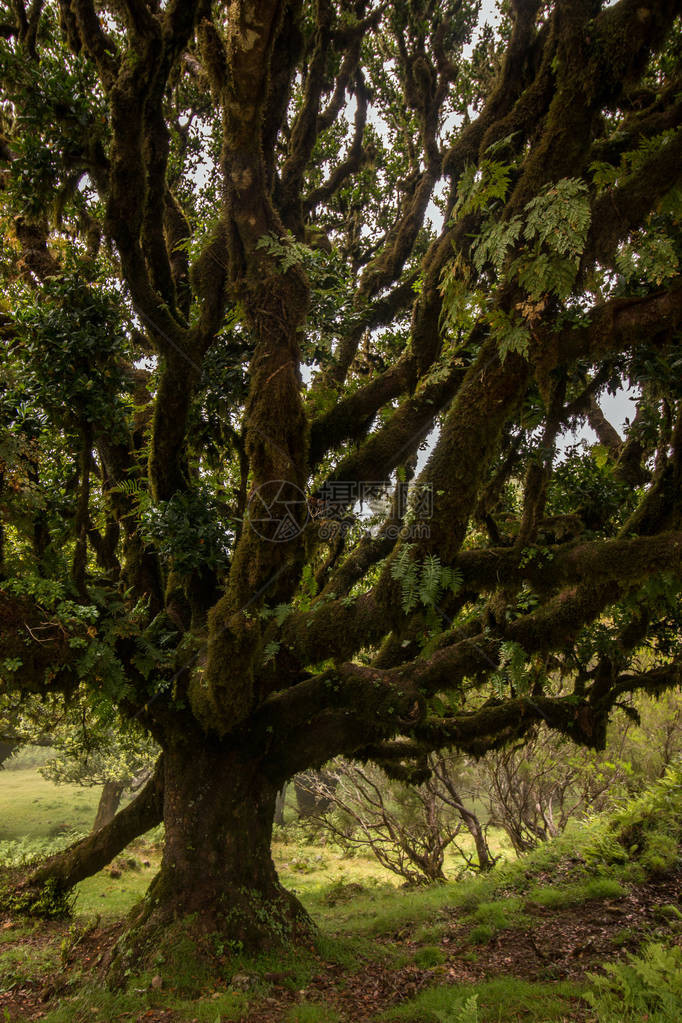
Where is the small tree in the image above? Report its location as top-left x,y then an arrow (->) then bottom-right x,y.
475,711 -> 636,853
40,716 -> 157,830
301,761 -> 457,883
302,755 -> 495,883
429,752 -> 498,872
0,691 -> 156,830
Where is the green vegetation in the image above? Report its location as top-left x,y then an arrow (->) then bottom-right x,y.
381,979 -> 583,1022
526,878 -> 626,909
0,931 -> 60,989
1,0 -> 682,1007
584,943 -> 682,1023
3,765 -> 680,1021
2,0 -> 682,975
0,768 -> 100,842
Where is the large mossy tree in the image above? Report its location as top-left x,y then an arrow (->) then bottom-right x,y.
1,0 -> 682,970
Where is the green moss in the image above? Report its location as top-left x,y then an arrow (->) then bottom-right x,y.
150,931 -> 216,995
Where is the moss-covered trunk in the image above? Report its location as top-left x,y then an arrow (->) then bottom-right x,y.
108,742 -> 311,982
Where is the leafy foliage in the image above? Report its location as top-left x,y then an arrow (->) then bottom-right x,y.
391,548 -> 462,615
583,943 -> 682,1022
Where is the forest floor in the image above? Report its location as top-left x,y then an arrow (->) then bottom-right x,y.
1,766 -> 682,1022
1,865 -> 681,1022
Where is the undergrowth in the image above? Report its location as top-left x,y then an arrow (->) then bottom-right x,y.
583,942 -> 682,1022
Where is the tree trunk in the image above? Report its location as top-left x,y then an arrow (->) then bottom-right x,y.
431,759 -> 496,873
108,743 -> 312,981
459,807 -> 496,873
93,779 -> 126,832
294,770 -> 338,818
274,782 -> 287,827
0,740 -> 17,768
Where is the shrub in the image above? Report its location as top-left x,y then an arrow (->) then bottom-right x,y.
414,945 -> 447,968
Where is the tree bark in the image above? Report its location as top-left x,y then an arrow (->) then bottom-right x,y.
459,806 -> 496,873
294,770 -> 337,818
0,740 -> 17,768
106,742 -> 312,981
92,779 -> 126,832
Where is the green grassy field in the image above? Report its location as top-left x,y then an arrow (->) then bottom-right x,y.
0,768 -> 102,842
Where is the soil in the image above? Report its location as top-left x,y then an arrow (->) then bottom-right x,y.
1,871 -> 680,1023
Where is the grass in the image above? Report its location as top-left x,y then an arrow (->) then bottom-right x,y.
0,929 -> 61,989
36,985 -> 252,1023
380,978 -> 585,1022
413,945 -> 447,969
0,765 -> 520,926
0,768 -> 101,843
525,877 -> 626,909
75,847 -> 159,917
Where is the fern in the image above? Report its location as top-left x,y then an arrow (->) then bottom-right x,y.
454,158 -> 513,217
255,231 -> 313,272
391,545 -> 420,613
523,178 -> 591,258
261,640 -> 280,666
487,308 -> 531,361
435,995 -> 479,1023
583,943 -> 682,1022
439,257 -> 485,336
273,603 -> 293,626
492,640 -> 534,696
419,555 -> 445,608
616,229 -> 679,287
392,549 -> 463,614
471,216 -> 523,274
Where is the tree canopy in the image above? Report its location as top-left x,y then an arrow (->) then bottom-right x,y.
1,0 -> 682,963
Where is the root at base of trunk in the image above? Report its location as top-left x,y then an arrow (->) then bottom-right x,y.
103,876 -> 315,991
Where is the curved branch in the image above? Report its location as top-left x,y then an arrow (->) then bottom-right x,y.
26,757 -> 164,893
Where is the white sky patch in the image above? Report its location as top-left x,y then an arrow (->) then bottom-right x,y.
557,386 -> 641,455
